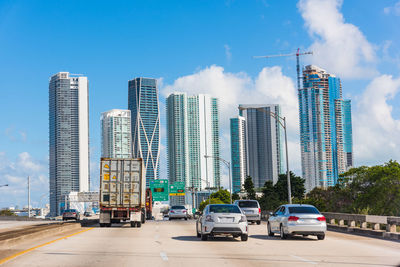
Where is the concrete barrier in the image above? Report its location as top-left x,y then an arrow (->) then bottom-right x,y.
323,212 -> 400,241
0,222 -> 82,249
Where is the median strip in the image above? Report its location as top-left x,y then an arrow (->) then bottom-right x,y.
0,227 -> 94,265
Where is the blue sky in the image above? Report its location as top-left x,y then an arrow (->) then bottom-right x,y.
0,0 -> 399,209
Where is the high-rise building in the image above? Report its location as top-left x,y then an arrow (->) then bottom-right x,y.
237,104 -> 284,188
128,78 -> 160,186
299,65 -> 353,192
101,109 -> 132,159
230,116 -> 247,193
166,93 -> 220,199
49,72 -> 89,216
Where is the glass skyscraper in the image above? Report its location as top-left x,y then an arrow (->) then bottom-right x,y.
234,104 -> 283,188
101,109 -> 132,159
166,93 -> 220,194
128,78 -> 160,186
49,72 -> 89,216
299,65 -> 353,192
230,116 -> 246,193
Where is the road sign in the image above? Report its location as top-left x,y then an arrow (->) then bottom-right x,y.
150,179 -> 169,201
169,181 -> 185,196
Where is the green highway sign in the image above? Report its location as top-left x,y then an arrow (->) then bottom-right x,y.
150,179 -> 169,201
169,181 -> 186,196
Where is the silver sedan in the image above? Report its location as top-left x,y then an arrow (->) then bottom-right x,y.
267,204 -> 327,240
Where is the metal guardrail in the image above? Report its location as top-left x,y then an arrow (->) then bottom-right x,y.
322,212 -> 400,233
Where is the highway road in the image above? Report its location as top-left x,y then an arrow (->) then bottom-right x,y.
1,220 -> 400,266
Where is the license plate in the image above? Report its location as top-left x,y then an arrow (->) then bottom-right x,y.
245,210 -> 253,214
220,217 -> 234,223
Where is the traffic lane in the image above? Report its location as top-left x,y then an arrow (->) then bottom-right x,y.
166,220 -> 400,266
1,220 -> 400,266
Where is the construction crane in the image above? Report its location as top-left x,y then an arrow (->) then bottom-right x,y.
253,48 -> 313,90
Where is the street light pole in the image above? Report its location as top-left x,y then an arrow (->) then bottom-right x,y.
204,155 -> 232,204
283,118 -> 292,204
28,176 -> 31,218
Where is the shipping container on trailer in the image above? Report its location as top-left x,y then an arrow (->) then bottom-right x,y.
99,158 -> 146,228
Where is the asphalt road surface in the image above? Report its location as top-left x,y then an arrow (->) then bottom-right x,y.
1,220 -> 400,266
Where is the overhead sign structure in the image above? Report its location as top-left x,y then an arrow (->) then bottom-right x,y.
150,179 -> 169,201
169,181 -> 185,196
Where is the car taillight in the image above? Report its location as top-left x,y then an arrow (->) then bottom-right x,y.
317,216 -> 326,221
170,210 -> 175,213
183,210 -> 187,213
72,212 -> 76,215
258,208 -> 261,214
239,215 -> 247,223
288,216 -> 299,221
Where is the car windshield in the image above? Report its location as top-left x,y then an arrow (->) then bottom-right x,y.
209,205 -> 241,213
64,209 -> 76,213
171,206 -> 185,210
288,206 -> 320,214
237,201 -> 258,208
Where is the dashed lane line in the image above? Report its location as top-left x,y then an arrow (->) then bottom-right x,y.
290,255 -> 317,265
0,227 -> 94,265
160,251 -> 168,261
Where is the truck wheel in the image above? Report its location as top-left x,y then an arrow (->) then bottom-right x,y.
107,223 -> 112,227
100,223 -> 104,227
257,220 -> 261,225
130,222 -> 136,227
137,222 -> 142,228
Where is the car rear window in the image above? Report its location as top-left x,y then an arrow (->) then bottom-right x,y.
288,206 -> 320,214
171,206 -> 185,210
237,201 -> 258,208
64,209 -> 76,213
209,205 -> 241,213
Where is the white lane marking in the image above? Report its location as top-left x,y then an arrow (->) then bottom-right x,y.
160,251 -> 168,261
155,234 -> 160,239
290,255 -> 317,265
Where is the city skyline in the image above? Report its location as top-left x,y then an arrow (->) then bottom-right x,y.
1,0 -> 399,208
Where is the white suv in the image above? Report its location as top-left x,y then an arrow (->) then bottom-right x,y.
196,204 -> 248,241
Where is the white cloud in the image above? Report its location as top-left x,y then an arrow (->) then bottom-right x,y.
354,75 -> 400,164
0,152 -> 48,209
384,1 -> 400,16
298,0 -> 377,78
161,65 -> 301,186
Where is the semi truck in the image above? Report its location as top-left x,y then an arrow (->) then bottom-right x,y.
99,158 -> 146,228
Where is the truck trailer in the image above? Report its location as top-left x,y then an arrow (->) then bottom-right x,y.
99,158 -> 146,227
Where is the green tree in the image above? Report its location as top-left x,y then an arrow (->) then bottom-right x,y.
243,176 -> 256,200
210,189 -> 231,204
259,181 -> 280,211
232,192 -> 240,202
0,209 -> 15,216
274,172 -> 305,202
199,198 -> 224,211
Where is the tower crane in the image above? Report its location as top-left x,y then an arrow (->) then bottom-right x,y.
253,48 -> 313,90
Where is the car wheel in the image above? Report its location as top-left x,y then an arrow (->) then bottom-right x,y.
280,225 -> 287,240
317,234 -> 325,240
185,217 -> 188,221
201,233 -> 208,241
257,220 -> 261,225
241,234 -> 248,241
267,223 -> 274,237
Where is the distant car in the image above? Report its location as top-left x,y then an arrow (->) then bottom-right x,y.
267,204 -> 327,240
196,204 -> 248,241
83,211 -> 93,217
62,209 -> 80,221
234,200 -> 261,225
168,205 -> 188,220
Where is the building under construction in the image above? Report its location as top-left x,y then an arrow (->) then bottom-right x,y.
299,65 -> 353,192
